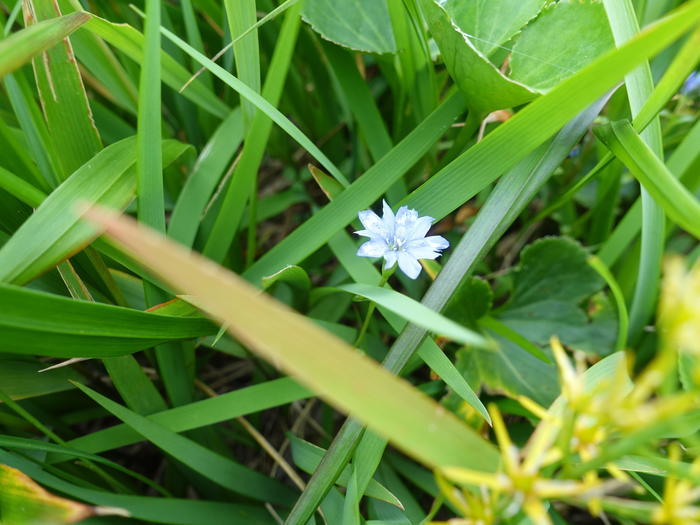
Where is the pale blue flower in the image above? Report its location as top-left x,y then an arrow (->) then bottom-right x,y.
355,200 -> 449,279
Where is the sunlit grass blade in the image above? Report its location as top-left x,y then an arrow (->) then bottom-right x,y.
402,0 -> 700,220
599,116 -> 700,266
526,26 -> 700,230
247,0 -> 700,284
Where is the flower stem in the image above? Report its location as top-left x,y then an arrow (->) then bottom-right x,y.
353,267 -> 393,347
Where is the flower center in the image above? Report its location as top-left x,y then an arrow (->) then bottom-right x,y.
387,235 -> 405,251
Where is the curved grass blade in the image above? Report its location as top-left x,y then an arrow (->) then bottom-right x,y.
0,283 -> 213,358
0,435 -> 170,497
594,121 -> 700,239
526,26 -> 700,229
402,0 -> 700,219
315,283 -> 490,349
603,0 -> 665,345
0,137 -> 188,285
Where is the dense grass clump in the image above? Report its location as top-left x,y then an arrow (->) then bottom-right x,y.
0,0 -> 699,524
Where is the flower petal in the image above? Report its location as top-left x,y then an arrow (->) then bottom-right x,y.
381,200 -> 395,232
405,239 -> 441,260
358,209 -> 386,237
424,235 -> 450,250
395,206 -> 418,227
395,206 -> 419,242
354,229 -> 375,238
357,240 -> 387,258
398,252 -> 422,279
383,250 -> 398,270
408,216 -> 434,240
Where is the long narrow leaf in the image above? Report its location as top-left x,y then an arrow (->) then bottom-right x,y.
0,12 -> 89,78
81,206 -> 500,472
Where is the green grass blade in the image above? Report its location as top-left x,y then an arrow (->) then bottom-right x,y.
0,358 -> 80,400
102,355 -> 168,414
285,99 -> 607,524
599,117 -> 700,266
224,0 -> 259,126
288,435 -> 402,508
323,283 -> 490,348
136,0 -> 164,236
0,166 -> 46,207
153,16 -> 349,186
72,381 -> 298,505
0,435 -> 170,497
602,0 -> 665,345
594,120 -> 700,239
0,12 -> 88,78
0,282 -> 213,358
247,1 -> 700,285
324,44 -> 393,161
0,137 -> 188,285
84,15 -> 230,119
202,3 -> 303,263
588,256 -> 629,353
3,72 -> 60,188
326,230 -> 490,422
63,378 -> 310,455
23,0 -> 102,180
526,26 -> 700,229
168,108 -> 244,247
